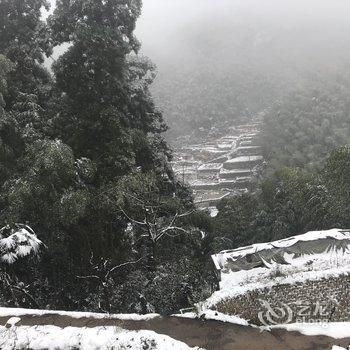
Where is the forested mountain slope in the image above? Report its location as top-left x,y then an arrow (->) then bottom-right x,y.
262,77 -> 350,173
137,0 -> 350,140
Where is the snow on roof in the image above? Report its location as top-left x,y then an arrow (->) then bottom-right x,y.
198,163 -> 223,171
219,136 -> 238,141
219,180 -> 236,184
243,133 -> 259,138
212,229 -> 350,270
226,155 -> 263,163
220,169 -> 252,175
194,191 -> 230,203
221,168 -> 252,173
235,176 -> 252,182
217,139 -> 235,148
190,180 -> 219,187
236,146 -> 261,150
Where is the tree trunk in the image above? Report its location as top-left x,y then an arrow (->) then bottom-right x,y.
147,239 -> 157,273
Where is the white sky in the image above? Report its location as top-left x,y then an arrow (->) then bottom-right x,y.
44,0 -> 350,71
45,0 -> 350,41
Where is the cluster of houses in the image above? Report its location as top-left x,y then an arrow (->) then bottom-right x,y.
171,120 -> 264,215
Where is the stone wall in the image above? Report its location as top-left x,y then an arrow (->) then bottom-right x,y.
213,274 -> 350,325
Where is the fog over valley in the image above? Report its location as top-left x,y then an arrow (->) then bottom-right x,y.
135,0 -> 350,139
44,0 -> 350,139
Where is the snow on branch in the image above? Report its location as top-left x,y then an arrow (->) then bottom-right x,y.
0,225 -> 42,264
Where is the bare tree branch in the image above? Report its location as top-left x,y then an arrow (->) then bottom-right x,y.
76,275 -> 100,281
105,256 -> 146,279
118,206 -> 147,226
156,226 -> 190,242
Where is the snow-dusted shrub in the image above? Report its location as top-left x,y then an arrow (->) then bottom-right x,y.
0,225 -> 42,264
0,224 -> 42,307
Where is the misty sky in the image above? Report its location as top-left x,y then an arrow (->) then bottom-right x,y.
42,0 -> 350,136
136,0 -> 350,64
44,0 -> 350,68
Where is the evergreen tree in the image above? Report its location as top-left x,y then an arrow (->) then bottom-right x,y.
0,0 -> 212,313
49,0 -> 168,181
0,0 -> 52,109
0,1 -> 53,187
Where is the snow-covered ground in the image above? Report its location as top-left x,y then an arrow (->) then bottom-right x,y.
0,307 -> 249,327
265,322 -> 350,339
176,309 -> 350,340
0,325 -> 202,350
0,308 -> 350,349
0,307 -> 159,321
175,310 -> 249,326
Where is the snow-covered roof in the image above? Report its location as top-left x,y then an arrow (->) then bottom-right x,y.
194,191 -> 230,204
206,229 -> 350,309
212,229 -> 350,271
190,180 -> 219,187
226,155 -> 263,164
220,169 -> 252,175
236,146 -> 261,151
198,163 -> 223,171
217,142 -> 234,150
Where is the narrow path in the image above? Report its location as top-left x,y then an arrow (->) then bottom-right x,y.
1,314 -> 349,350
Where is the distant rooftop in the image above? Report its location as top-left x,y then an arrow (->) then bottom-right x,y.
226,155 -> 263,163
198,163 -> 223,171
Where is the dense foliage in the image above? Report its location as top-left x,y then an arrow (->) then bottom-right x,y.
0,0 -> 214,314
143,3 -> 350,142
262,78 -> 350,174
